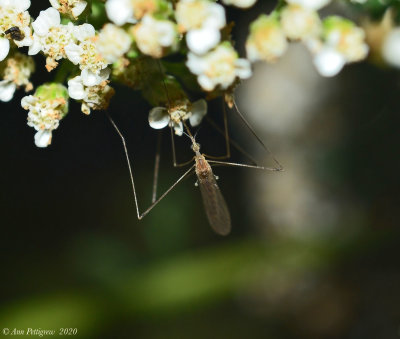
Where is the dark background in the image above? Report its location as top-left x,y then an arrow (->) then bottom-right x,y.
1,1 -> 400,338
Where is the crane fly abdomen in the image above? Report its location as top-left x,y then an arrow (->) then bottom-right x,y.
195,154 -> 231,236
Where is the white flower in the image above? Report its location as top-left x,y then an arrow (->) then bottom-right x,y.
308,17 -> 369,77
49,0 -> 88,18
221,0 -> 257,8
246,15 -> 288,63
187,43 -> 252,91
148,99 -> 207,135
281,5 -> 321,41
133,15 -> 177,58
96,24 -> 131,63
286,0 -> 331,10
29,8 -> 79,71
21,83 -> 69,148
176,0 -> 226,55
105,0 -> 135,25
382,28 -> 400,68
68,75 -> 114,114
0,0 -> 33,61
64,23 -> 110,84
0,52 -> 35,102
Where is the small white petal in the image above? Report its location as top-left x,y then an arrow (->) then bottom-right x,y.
105,0 -> 134,26
189,99 -> 207,126
28,36 -> 42,55
235,59 -> 252,79
74,23 -> 95,41
173,121 -> 183,136
313,48 -> 346,77
149,107 -> 170,129
204,3 -> 226,29
72,1 -> 87,17
197,74 -> 215,91
49,0 -> 60,9
0,81 -> 16,102
81,69 -> 99,86
0,0 -> 31,11
157,22 -> 176,47
0,38 -> 10,61
32,7 -> 60,36
34,130 -> 52,148
186,28 -> 220,55
65,43 -> 83,64
68,77 -> 86,100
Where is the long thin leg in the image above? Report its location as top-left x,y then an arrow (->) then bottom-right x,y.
205,115 -> 258,165
107,113 -> 195,219
170,126 -> 194,167
231,96 -> 283,171
208,159 -> 283,172
152,131 -> 162,203
202,102 -> 231,160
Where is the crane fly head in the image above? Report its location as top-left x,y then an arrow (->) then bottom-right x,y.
182,131 -> 201,153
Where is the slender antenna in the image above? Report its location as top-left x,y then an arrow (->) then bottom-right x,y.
231,96 -> 283,171
157,60 -> 172,109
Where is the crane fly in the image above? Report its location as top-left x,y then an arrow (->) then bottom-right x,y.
107,114 -> 282,236
191,134 -> 231,235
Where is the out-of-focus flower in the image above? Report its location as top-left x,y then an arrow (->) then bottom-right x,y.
148,99 -> 207,135
68,75 -> 115,114
105,0 -> 169,25
0,52 -> 35,102
65,23 -> 110,86
382,28 -> 400,68
176,0 -> 226,55
96,24 -> 131,64
309,16 -> 369,77
286,0 -> 330,10
105,0 -> 135,26
21,83 -> 69,147
246,15 -> 288,63
221,0 -> 257,8
133,15 -> 177,58
281,5 -> 321,41
187,43 -> 252,91
0,0 -> 33,61
49,0 -> 88,19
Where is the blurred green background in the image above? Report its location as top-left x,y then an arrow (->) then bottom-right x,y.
1,2 -> 400,338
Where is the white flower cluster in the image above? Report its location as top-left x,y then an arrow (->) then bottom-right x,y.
245,1 -> 369,77
0,53 -> 34,102
0,0 -> 388,148
0,0 -> 33,61
21,83 -> 69,148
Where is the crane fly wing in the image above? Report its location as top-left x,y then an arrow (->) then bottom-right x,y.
198,173 -> 231,236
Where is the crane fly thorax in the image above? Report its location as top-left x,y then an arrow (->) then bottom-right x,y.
195,154 -> 212,180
